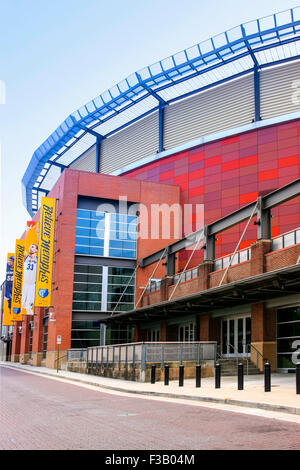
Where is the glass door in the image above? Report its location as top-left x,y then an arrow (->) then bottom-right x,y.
221,316 -> 251,357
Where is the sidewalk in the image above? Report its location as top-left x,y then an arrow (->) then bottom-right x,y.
1,361 -> 300,417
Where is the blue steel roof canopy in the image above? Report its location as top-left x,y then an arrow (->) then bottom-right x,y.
22,6 -> 300,216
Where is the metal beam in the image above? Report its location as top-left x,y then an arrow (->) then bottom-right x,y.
254,65 -> 261,122
158,104 -> 165,153
96,136 -> 102,173
256,196 -> 271,239
139,178 -> 300,267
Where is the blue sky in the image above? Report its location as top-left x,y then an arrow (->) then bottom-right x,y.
1,0 -> 299,281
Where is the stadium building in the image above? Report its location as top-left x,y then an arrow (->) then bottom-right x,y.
2,7 -> 300,373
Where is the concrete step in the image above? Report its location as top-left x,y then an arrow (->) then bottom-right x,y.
217,357 -> 262,376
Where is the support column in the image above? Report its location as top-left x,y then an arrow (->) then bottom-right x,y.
250,239 -> 271,276
133,325 -> 140,343
158,104 -> 165,153
197,260 -> 214,291
11,322 -> 21,362
160,321 -> 167,342
96,136 -> 102,173
19,316 -> 30,364
31,308 -> 44,366
251,303 -> 276,371
256,197 -> 271,240
254,65 -> 261,122
198,314 -> 211,341
165,250 -> 176,276
203,226 -> 215,261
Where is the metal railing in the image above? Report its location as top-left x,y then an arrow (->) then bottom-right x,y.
247,343 -> 267,369
172,267 -> 199,286
66,348 -> 87,362
214,247 -> 251,271
271,227 -> 300,252
226,341 -> 249,375
86,342 -> 217,371
145,227 -> 300,295
145,279 -> 162,293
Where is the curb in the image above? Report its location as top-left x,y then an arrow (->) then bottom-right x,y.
2,363 -> 300,416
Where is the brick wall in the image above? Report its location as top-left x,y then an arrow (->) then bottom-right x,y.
266,243 -> 300,271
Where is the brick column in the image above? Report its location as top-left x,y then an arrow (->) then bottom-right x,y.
160,276 -> 174,300
133,325 -> 140,343
11,322 -> 21,362
251,303 -> 276,371
198,314 -> 211,341
197,261 -> 214,291
45,175 -> 77,369
250,239 -> 271,276
31,308 -> 44,366
160,321 -> 167,341
19,316 -> 30,364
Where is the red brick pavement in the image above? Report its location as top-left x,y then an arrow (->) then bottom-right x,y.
0,366 -> 299,450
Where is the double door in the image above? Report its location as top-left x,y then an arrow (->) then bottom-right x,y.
221,316 -> 251,357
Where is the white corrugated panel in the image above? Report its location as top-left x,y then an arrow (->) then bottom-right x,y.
100,111 -> 158,174
70,144 -> 96,172
164,74 -> 254,150
260,60 -> 300,120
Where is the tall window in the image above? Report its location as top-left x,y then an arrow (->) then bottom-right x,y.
73,204 -> 137,348
71,321 -> 101,349
107,267 -> 135,312
42,316 -> 48,360
277,306 -> 300,369
73,264 -> 135,313
177,322 -> 196,342
75,209 -> 137,259
73,264 -> 102,311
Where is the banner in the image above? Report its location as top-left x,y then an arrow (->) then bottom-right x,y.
35,197 -> 56,307
21,222 -> 39,316
11,240 -> 25,321
2,253 -> 14,326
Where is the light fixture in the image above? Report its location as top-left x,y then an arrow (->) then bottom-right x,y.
49,312 -> 56,322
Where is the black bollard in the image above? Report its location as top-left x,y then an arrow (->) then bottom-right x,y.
196,364 -> 201,388
264,362 -> 271,392
215,363 -> 221,389
179,365 -> 184,387
164,365 -> 169,386
151,364 -> 156,384
238,362 -> 244,390
296,363 -> 300,395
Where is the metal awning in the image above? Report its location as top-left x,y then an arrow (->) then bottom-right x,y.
104,263 -> 300,324
22,6 -> 300,215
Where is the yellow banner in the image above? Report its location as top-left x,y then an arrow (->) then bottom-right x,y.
11,240 -> 25,321
34,197 -> 56,307
22,222 -> 39,316
2,253 -> 14,326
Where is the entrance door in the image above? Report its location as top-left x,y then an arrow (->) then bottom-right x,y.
221,316 -> 251,357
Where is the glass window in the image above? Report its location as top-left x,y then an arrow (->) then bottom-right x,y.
72,264 -> 103,311
71,319 -> 102,349
106,267 -> 135,312
277,306 -> 300,369
42,316 -> 48,359
177,322 -> 195,342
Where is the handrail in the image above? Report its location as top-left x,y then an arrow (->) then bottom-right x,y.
246,343 -> 268,368
226,341 -> 249,375
54,354 -> 67,364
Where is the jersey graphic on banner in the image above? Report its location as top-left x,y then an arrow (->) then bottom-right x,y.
21,222 -> 39,316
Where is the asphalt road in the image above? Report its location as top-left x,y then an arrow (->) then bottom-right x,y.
0,366 -> 299,450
